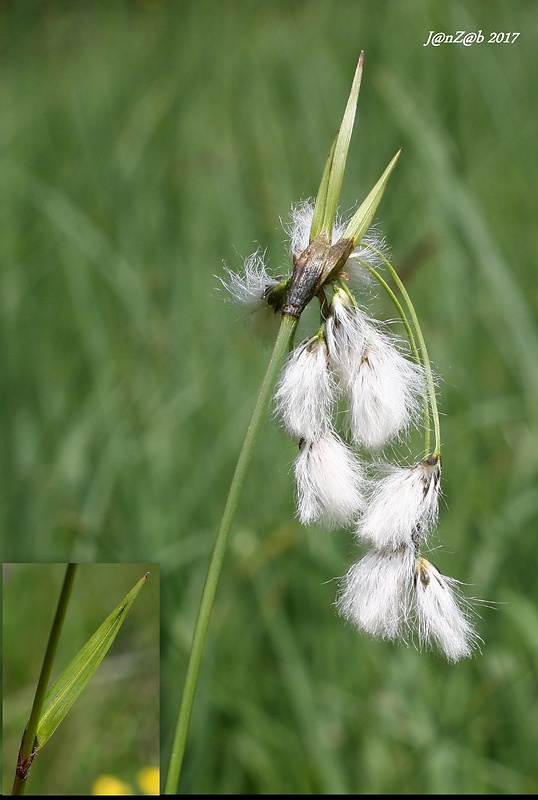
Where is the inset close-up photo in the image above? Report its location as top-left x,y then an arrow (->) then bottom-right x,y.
2,563 -> 160,796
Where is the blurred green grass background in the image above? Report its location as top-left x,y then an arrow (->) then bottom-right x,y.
1,0 -> 537,794
2,563 -> 159,795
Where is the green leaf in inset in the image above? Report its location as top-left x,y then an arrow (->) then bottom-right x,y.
34,572 -> 149,751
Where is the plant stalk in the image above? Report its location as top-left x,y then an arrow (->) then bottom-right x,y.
164,314 -> 298,794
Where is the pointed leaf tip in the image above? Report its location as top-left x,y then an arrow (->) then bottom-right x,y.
343,149 -> 402,244
310,54 -> 366,241
34,573 -> 149,751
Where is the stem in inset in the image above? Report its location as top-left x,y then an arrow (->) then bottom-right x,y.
12,563 -> 78,795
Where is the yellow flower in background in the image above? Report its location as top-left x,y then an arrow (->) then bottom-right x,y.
92,774 -> 133,795
137,766 -> 160,795
91,767 -> 158,795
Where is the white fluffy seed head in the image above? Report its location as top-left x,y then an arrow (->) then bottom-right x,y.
413,557 -> 481,662
345,321 -> 426,450
338,548 -> 481,662
325,291 -> 367,380
345,228 -> 390,288
357,458 -> 441,549
286,200 -> 348,259
325,291 -> 426,450
274,336 -> 337,440
294,432 -> 367,529
287,200 -> 315,259
337,547 -> 415,640
222,251 -> 277,306
221,251 -> 285,339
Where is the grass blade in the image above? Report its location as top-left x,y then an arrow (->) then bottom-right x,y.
34,572 -> 149,751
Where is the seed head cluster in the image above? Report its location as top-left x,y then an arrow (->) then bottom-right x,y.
224,199 -> 481,662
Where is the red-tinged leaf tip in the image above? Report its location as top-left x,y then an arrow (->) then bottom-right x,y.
359,50 -> 365,67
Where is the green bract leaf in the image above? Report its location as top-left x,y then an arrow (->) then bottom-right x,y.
34,572 -> 149,751
310,52 -> 364,241
343,149 -> 401,245
309,136 -> 337,242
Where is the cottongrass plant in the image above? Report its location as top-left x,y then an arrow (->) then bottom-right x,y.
165,52 -> 481,794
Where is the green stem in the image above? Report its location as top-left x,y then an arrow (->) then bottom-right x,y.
164,314 -> 298,795
12,563 -> 78,795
